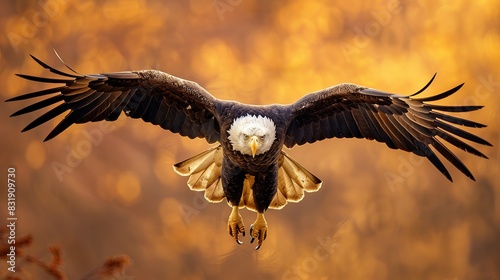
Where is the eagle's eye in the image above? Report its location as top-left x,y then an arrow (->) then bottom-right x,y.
243,134 -> 249,140
260,136 -> 265,141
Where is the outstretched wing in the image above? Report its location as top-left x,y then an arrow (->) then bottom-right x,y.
6,55 -> 221,143
285,75 -> 492,181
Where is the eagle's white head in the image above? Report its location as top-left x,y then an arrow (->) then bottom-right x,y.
227,114 -> 276,158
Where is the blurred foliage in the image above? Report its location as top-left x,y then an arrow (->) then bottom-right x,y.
1,0 -> 499,279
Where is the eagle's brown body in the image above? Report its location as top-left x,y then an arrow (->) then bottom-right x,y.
217,103 -> 289,213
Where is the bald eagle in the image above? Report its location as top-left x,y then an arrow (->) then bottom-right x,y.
7,54 -> 491,249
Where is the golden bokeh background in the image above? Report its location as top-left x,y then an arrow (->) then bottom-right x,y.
1,0 -> 499,279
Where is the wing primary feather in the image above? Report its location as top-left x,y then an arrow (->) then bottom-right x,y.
425,104 -> 483,112
44,93 -> 116,138
385,114 -> 422,148
63,86 -> 93,97
435,129 -> 488,158
436,120 -> 492,146
412,83 -> 464,102
16,74 -> 73,84
70,91 -> 104,110
431,111 -> 486,128
44,114 -> 78,141
398,114 -> 433,140
5,86 -> 64,102
431,138 -> 475,180
424,147 -> 453,182
405,111 -> 435,130
83,91 -> 126,122
21,103 -> 69,133
53,49 -> 81,75
10,95 -> 64,116
65,89 -> 97,103
72,94 -> 115,122
409,73 -> 437,97
29,54 -> 81,78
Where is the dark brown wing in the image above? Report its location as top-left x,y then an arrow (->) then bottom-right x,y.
285,74 -> 492,181
7,55 -> 220,143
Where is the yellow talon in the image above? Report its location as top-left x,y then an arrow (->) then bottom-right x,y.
227,206 -> 245,244
250,212 -> 267,250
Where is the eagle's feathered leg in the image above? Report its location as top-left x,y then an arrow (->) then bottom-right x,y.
250,212 -> 267,250
247,163 -> 278,249
227,206 -> 245,244
222,157 -> 247,244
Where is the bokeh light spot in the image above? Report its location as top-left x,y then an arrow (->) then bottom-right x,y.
115,172 -> 141,204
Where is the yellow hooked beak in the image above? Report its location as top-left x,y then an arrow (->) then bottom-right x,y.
250,136 -> 259,158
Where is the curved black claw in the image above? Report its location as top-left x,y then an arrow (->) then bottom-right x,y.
249,224 -> 264,250
229,227 -> 245,245
250,225 -> 255,244
227,207 -> 246,245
